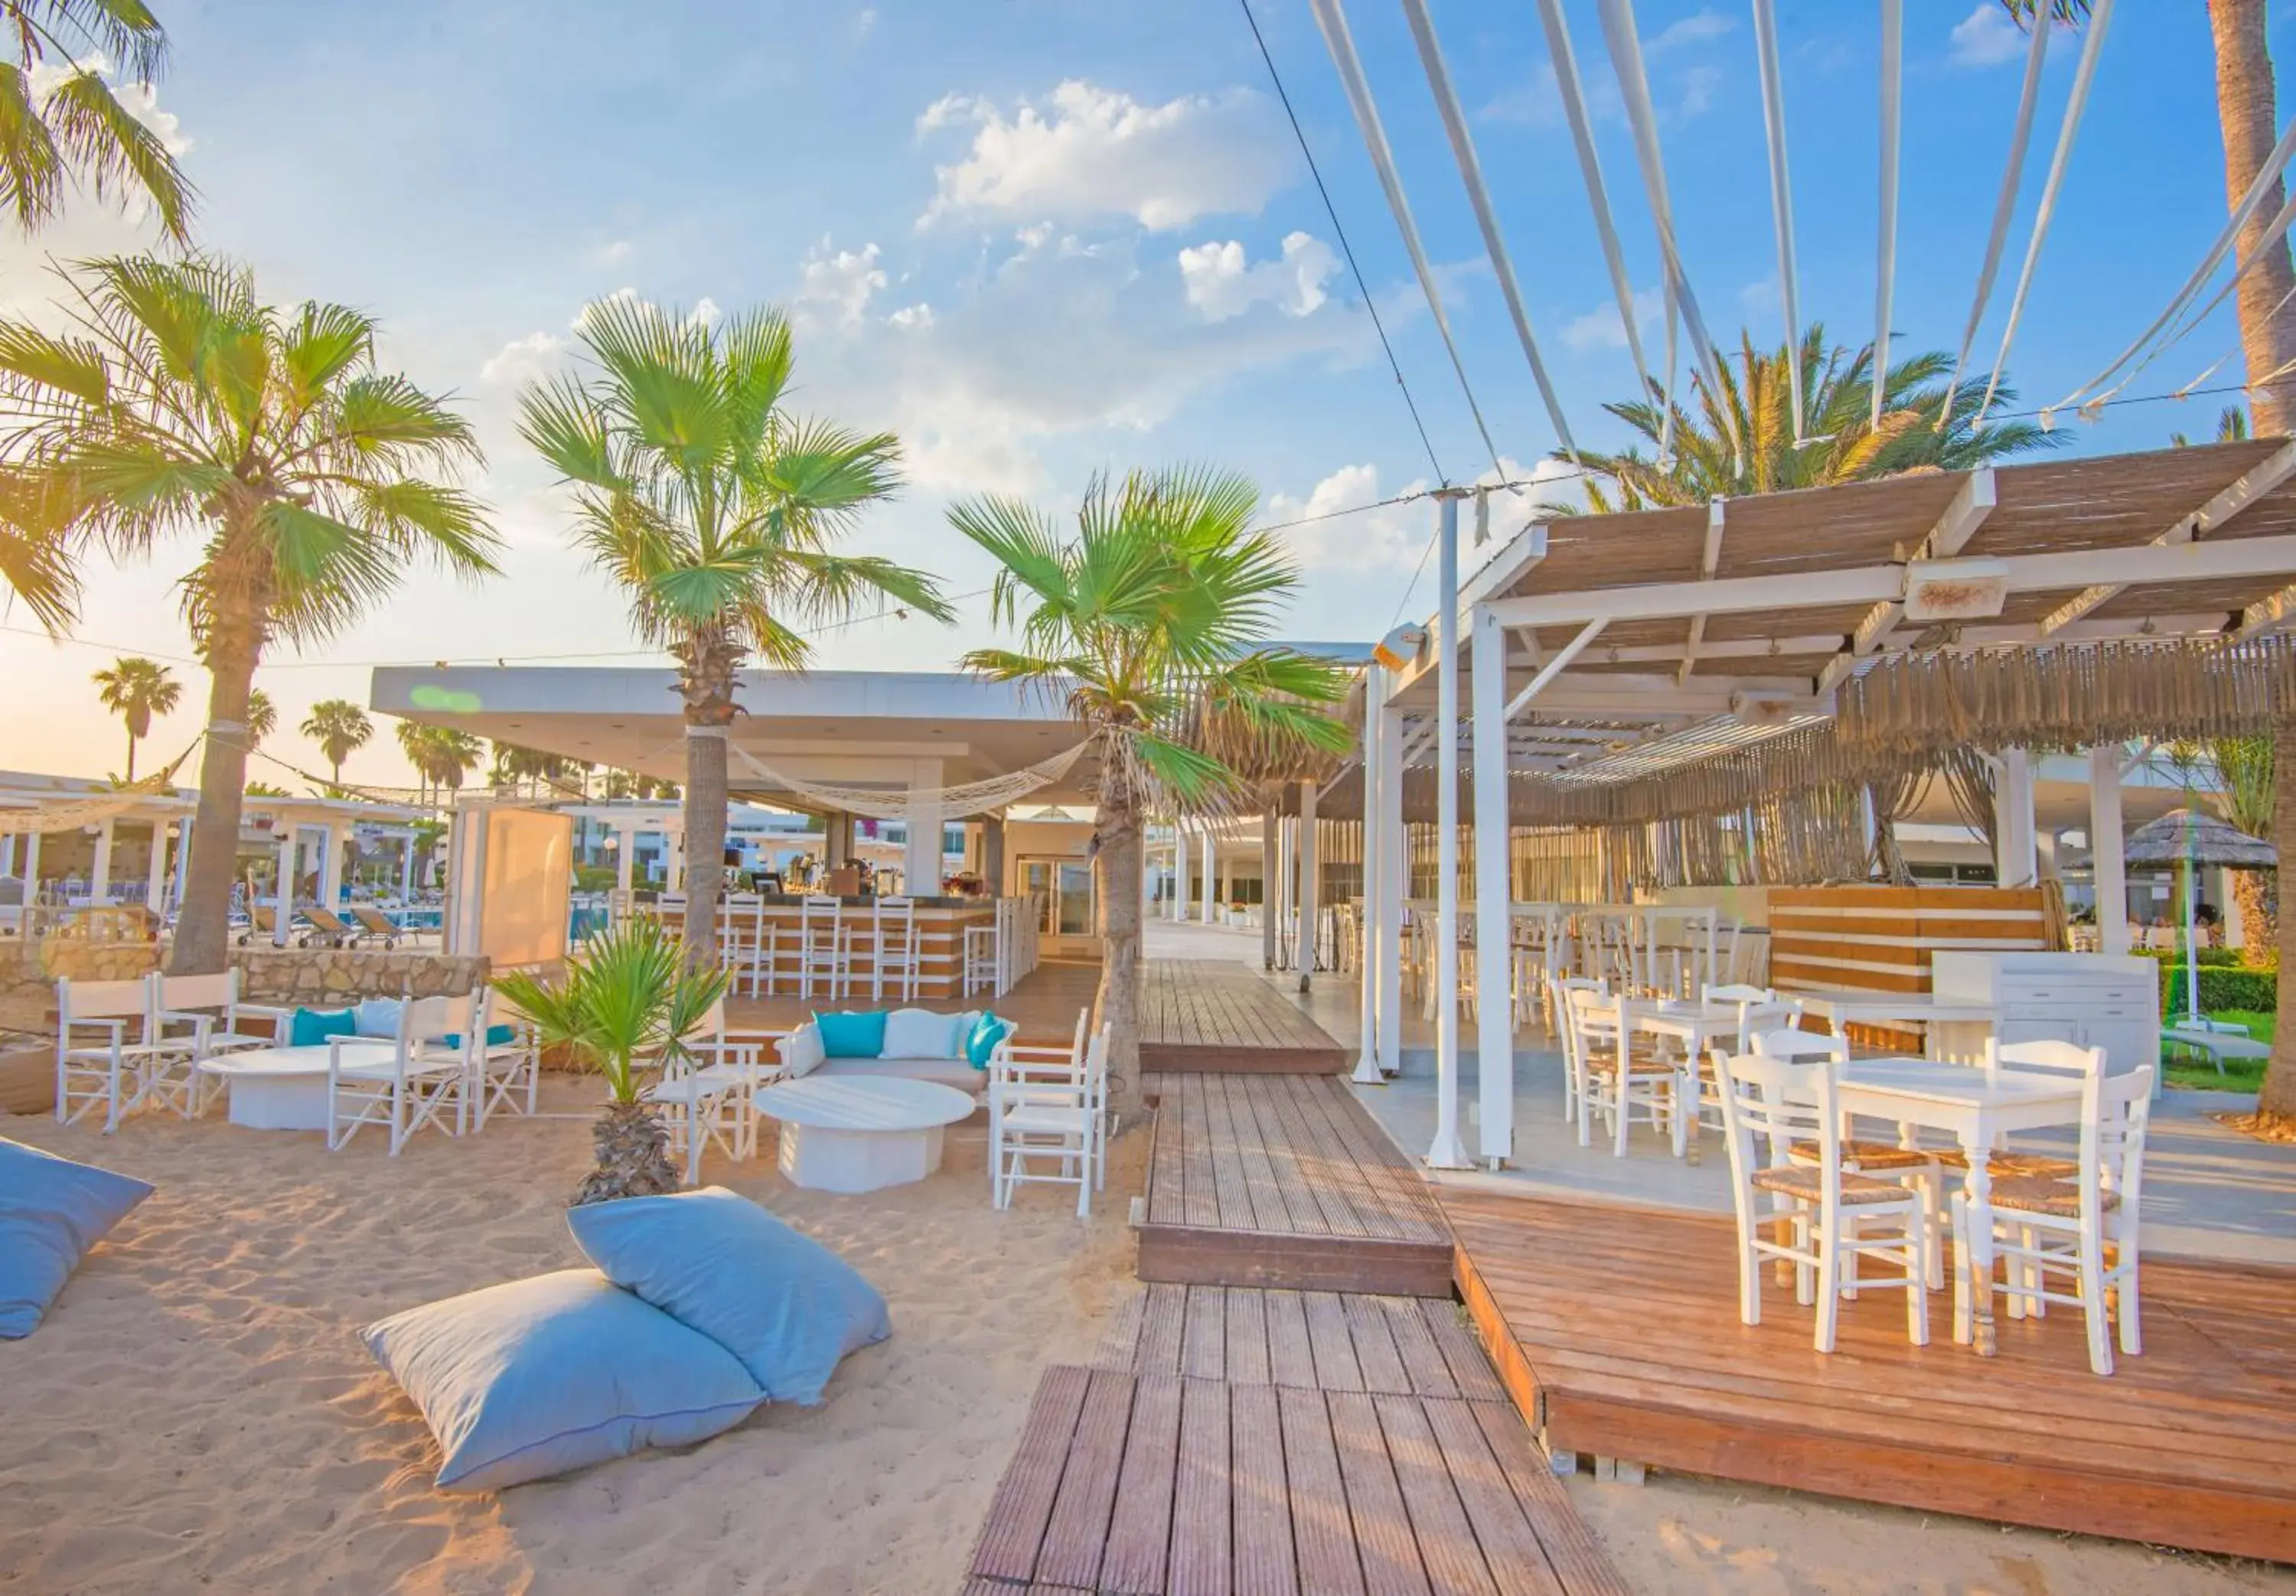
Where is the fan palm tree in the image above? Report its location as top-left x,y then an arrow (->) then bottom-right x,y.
243,686 -> 276,748
2170,406 -> 2251,448
952,466 -> 1352,1116
0,1 -> 192,243
491,920 -> 726,1205
2210,734 -> 2276,963
90,653 -> 176,780
521,294 -> 951,962
0,255 -> 498,974
301,699 -> 370,787
1545,327 -> 2063,513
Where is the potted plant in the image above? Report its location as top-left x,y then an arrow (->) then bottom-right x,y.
493,920 -> 728,1206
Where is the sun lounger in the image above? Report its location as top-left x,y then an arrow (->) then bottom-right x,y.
302,907 -> 364,947
348,906 -> 403,947
2161,1021 -> 2272,1075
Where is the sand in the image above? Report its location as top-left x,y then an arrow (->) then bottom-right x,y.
1,1078 -> 1139,1595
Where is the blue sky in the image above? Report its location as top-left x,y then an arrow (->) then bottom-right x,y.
0,0 -> 2278,786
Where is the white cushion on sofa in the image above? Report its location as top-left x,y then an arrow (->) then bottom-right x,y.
778,1025 -> 827,1078
814,1056 -> 983,1094
880,1008 -> 963,1060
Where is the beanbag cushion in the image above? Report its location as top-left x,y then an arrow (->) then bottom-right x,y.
567,1187 -> 891,1404
880,1007 -> 963,1060
360,1269 -> 763,1493
813,1010 -> 888,1059
964,1011 -> 1014,1069
289,1006 -> 357,1047
0,1137 -> 154,1337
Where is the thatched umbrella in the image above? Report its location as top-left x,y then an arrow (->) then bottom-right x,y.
2122,807 -> 2277,1023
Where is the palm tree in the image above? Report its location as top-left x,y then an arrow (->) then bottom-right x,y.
952,466 -> 1352,1116
0,255 -> 498,974
90,653 -> 177,780
0,2 -> 193,243
2170,406 -> 2251,448
243,687 -> 276,748
2210,735 -> 2276,962
301,699 -> 371,787
491,920 -> 726,1204
521,294 -> 951,962
394,718 -> 432,803
1546,327 -> 2063,513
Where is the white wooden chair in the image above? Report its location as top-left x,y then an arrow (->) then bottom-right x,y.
1549,976 -> 1606,1123
647,999 -> 780,1184
1679,985 -> 1805,1139
327,994 -> 474,1155
1952,1065 -> 2153,1375
988,1017 -> 1107,1217
1712,1049 -> 1930,1353
719,894 -> 772,998
797,894 -> 846,1000
150,970 -> 289,1119
1565,985 -> 1681,1157
872,896 -> 921,1002
963,923 -> 1000,997
54,975 -> 190,1133
467,987 -> 542,1130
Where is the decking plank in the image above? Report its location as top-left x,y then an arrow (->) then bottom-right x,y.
1329,1389 -> 1432,1596
1468,1402 -> 1637,1596
1377,1394 -> 1499,1596
1139,1282 -> 1188,1379
1034,1370 -> 1136,1591
1420,1399 -> 1570,1596
1231,1383 -> 1298,1596
1170,1377 -> 1234,1596
1182,1285 -> 1228,1382
1304,1291 -> 1366,1393
1345,1292 -> 1417,1396
1265,1288 -> 1319,1389
1100,1373 -> 1183,1596
1278,1384 -> 1368,1596
1225,1287 -> 1273,1387
970,1364 -> 1089,1583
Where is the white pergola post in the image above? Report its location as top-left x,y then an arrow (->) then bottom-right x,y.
144,820 -> 169,916
318,822 -> 344,911
0,835 -> 15,878
1994,748 -> 2038,888
1377,700 -> 1404,1076
273,824 -> 295,946
20,830 -> 41,916
2088,745 -> 2128,955
171,818 -> 191,913
1176,826 -> 1193,922
1198,826 -> 1215,925
1352,673 -> 1387,1083
904,759 -> 944,895
1428,493 -> 1471,1169
1471,604 -> 1513,1168
1296,779 -> 1319,990
1261,805 -> 1280,966
667,824 -> 687,890
89,819 -> 115,905
615,821 -> 636,895
1275,818 -> 1293,963
399,830 -> 418,902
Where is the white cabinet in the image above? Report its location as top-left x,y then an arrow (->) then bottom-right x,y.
1929,951 -> 2159,1077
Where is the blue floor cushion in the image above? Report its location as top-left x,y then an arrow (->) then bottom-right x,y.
567,1187 -> 892,1404
360,1269 -> 765,1492
0,1138 -> 153,1337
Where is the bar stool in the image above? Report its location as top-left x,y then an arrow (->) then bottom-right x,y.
872,896 -> 921,1002
797,894 -> 846,1001
964,922 -> 1000,997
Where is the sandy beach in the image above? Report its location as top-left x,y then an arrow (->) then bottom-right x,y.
1,1080 -> 1138,1595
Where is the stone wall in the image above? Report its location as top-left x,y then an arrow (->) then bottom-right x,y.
0,938 -> 489,1031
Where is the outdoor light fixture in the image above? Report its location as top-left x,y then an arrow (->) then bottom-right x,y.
1373,623 -> 1427,673
1902,557 -> 2010,623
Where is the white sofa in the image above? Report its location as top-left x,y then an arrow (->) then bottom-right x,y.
775,1008 -> 1003,1096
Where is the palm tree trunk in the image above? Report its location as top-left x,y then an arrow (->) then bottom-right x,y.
123,728 -> 136,783
1094,790 -> 1146,1122
2210,0 -> 2296,436
2262,710 -> 2296,1123
169,611 -> 260,975
2232,866 -> 2276,965
677,627 -> 739,966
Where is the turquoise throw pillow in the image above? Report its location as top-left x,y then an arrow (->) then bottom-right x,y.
813,1011 -> 888,1059
964,1012 -> 1013,1069
289,1007 -> 357,1048
442,1024 -> 519,1050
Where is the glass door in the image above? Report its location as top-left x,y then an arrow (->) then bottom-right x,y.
1019,855 -> 1098,956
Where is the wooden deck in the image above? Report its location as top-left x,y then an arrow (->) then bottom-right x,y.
1142,960 -> 1349,1075
1138,1073 -> 1455,1298
961,1283 -> 1632,1596
1445,1189 -> 2296,1563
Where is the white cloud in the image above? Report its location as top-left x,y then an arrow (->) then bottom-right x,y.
1949,5 -> 2028,69
856,8 -> 876,38
917,80 -> 1292,231
1561,287 -> 1665,353
794,237 -> 886,324
588,238 -> 635,268
570,286 -> 637,332
1648,10 -> 1733,54
478,331 -> 565,387
1177,232 -> 1338,322
687,296 -> 722,329
886,302 -> 935,330
1267,455 -> 1572,575
28,54 -> 191,156
1482,15 -> 1729,129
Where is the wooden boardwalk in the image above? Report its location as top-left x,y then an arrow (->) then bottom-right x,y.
1142,960 -> 1349,1075
962,1284 -> 1631,1596
1139,1073 -> 1454,1298
1446,1189 -> 2296,1563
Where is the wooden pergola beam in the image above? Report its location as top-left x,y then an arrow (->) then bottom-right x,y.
1678,499 -> 1727,687
1814,468 -> 1996,694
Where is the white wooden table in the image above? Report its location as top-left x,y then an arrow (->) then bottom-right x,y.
1795,991 -> 2000,1061
752,1076 -> 978,1194
196,1041 -> 393,1129
1619,998 -> 1735,1158
1836,1057 -> 2087,1357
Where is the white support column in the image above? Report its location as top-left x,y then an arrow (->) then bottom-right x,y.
145,821 -> 169,916
1471,603 -> 1514,1168
273,824 -> 295,946
1275,819 -> 1293,962
1994,748 -> 2037,888
21,830 -> 41,919
1428,493 -> 1471,1169
0,835 -> 15,878
667,824 -> 687,890
904,759 -> 944,895
1377,700 -> 1404,1076
1296,779 -> 1319,990
399,830 -> 417,902
615,822 -> 636,895
1218,852 -> 1233,923
171,818 -> 191,913
89,819 -> 116,906
318,822 -> 344,911
2088,745 -> 2128,956
1261,806 -> 1280,969
1353,671 -> 1388,1083
1198,826 -> 1215,925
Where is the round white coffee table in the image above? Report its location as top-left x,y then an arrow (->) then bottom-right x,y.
197,1042 -> 393,1130
752,1076 -> 978,1194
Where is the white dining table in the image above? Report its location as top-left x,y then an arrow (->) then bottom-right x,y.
1619,997 -> 1739,1158
1835,1057 -> 2087,1357
1795,990 -> 2000,1061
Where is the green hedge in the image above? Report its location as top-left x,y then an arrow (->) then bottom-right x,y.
2157,963 -> 2277,1013
2141,944 -> 2243,969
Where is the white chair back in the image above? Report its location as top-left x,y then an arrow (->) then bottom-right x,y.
1983,1037 -> 2105,1083
1712,1049 -> 1835,1191
1751,1027 -> 1846,1065
60,975 -> 152,1027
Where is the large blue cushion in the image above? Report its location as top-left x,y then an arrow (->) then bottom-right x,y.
289,1006 -> 357,1047
360,1269 -> 764,1493
964,1011 -> 1013,1069
351,998 -> 403,1039
812,1010 -> 888,1059
0,1137 -> 153,1337
566,1187 -> 891,1404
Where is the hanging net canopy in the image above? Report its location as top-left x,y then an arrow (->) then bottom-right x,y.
0,755 -> 193,837
725,739 -> 1094,822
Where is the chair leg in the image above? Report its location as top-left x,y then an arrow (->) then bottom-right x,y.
2079,1247 -> 2113,1376
1949,1193 -> 1973,1345
1737,1234 -> 1761,1326
1906,1216 -> 1930,1347
1814,1223 -> 1841,1353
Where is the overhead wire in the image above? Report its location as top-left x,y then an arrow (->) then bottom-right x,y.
1397,0 -> 1579,463
1237,0 -> 1447,485
1304,0 -> 1506,481
1939,1 -> 2050,430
